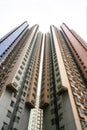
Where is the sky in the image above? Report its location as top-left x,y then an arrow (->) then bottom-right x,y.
0,0 -> 87,41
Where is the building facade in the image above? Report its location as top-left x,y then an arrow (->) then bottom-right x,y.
0,21 -> 87,130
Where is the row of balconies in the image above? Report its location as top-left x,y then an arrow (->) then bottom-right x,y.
61,41 -> 87,123
61,23 -> 87,81
25,33 -> 42,108
0,31 -> 30,95
0,26 -> 39,97
40,34 -> 51,108
40,84 -> 50,108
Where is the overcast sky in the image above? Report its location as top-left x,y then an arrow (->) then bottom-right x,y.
0,0 -> 87,41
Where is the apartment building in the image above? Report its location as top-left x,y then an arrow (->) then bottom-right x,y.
0,21 -> 87,130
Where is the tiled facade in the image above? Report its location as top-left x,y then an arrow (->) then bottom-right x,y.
0,21 -> 87,130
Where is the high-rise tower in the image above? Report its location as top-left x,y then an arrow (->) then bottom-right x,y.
0,21 -> 87,130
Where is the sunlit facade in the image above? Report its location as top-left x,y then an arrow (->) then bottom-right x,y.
0,21 -> 87,130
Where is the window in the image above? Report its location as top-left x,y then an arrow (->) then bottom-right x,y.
84,109 -> 87,115
32,93 -> 35,99
50,87 -> 53,92
31,100 -> 34,104
47,95 -> 49,98
59,113 -> 63,121
51,109 -> 55,114
13,92 -> 17,98
26,80 -> 28,85
23,92 -> 26,97
7,110 -> 11,118
25,86 -> 27,90
10,101 -> 15,107
55,63 -> 58,67
13,82 -> 18,88
60,125 -> 65,130
18,70 -> 22,75
56,72 -> 59,77
77,106 -> 84,114
2,122 -> 8,130
84,94 -> 87,98
21,98 -> 24,104
14,128 -> 18,130
58,103 -> 62,110
51,118 -> 56,125
22,61 -> 25,66
15,75 -> 20,81
55,67 -> 58,71
20,65 -> 24,70
50,94 -> 53,98
71,87 -> 76,93
24,58 -> 27,62
74,96 -> 79,103
56,77 -> 60,82
35,77 -> 37,81
15,116 -> 20,123
50,100 -> 54,106
33,87 -> 36,92
34,82 -> 37,86
81,120 -> 87,129
26,52 -> 29,55
56,95 -> 61,101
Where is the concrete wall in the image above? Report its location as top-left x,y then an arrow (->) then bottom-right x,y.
0,88 -> 12,129
59,91 -> 76,130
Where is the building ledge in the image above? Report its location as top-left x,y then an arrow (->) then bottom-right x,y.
6,83 -> 17,92
40,102 -> 49,109
25,101 -> 35,108
56,86 -> 68,95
